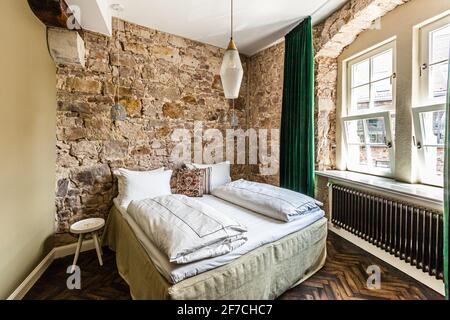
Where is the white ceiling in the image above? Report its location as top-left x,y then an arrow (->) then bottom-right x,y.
69,0 -> 348,56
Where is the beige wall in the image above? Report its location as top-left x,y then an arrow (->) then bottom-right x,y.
337,0 -> 450,183
0,0 -> 56,298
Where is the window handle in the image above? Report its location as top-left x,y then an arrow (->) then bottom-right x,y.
413,135 -> 423,149
384,137 -> 393,148
390,72 -> 397,85
420,63 -> 428,77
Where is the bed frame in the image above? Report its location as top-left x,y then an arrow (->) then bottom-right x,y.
103,205 -> 328,300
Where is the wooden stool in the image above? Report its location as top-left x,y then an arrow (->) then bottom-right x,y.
69,218 -> 105,272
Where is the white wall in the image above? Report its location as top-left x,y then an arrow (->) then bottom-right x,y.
0,0 -> 56,299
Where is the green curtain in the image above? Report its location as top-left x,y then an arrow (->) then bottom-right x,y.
280,17 -> 315,197
445,59 -> 450,299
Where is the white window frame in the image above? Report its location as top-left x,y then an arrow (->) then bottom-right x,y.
346,41 -> 397,116
342,40 -> 396,177
342,111 -> 395,177
414,14 -> 449,187
413,104 -> 446,187
418,14 -> 450,106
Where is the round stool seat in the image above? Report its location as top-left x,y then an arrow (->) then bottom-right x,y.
69,218 -> 106,272
70,218 -> 105,234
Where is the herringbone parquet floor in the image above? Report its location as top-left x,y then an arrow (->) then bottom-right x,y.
24,232 -> 443,300
279,232 -> 443,300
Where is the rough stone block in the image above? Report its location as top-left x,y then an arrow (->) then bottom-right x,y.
47,27 -> 85,67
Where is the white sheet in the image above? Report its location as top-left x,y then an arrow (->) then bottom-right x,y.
127,195 -> 247,264
114,195 -> 325,284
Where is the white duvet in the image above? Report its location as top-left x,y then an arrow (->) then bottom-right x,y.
212,179 -> 321,222
127,195 -> 247,264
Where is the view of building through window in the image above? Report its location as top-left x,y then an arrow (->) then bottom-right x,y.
429,23 -> 449,101
423,110 -> 446,176
345,117 -> 390,170
344,42 -> 395,176
415,18 -> 449,184
344,16 -> 449,183
351,48 -> 393,111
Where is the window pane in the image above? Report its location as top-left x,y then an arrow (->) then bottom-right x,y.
420,110 -> 446,145
365,117 -> 386,144
372,78 -> 393,108
359,145 -> 368,166
369,146 -> 390,168
352,59 -> 370,87
430,23 -> 450,64
424,147 -> 445,177
351,85 -> 370,110
345,120 -> 365,143
347,144 -> 368,166
429,61 -> 448,101
372,49 -> 392,81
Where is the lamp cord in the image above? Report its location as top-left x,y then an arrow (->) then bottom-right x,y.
116,18 -> 120,104
231,0 -> 234,39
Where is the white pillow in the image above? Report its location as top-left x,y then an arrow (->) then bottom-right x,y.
114,168 -> 172,208
187,161 -> 231,191
115,168 -> 164,200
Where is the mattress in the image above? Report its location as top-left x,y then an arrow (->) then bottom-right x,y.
114,195 -> 325,284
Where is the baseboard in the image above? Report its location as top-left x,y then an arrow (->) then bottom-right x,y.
329,223 -> 445,296
7,240 -> 96,300
54,239 -> 95,259
7,249 -> 55,300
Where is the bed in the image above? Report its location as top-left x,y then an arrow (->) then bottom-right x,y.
103,194 -> 328,300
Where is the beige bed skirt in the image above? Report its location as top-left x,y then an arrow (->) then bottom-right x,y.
103,205 -> 328,300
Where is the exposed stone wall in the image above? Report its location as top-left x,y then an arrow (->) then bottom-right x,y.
314,0 -> 409,59
55,0 -> 412,243
55,19 -> 249,245
247,42 -> 285,186
245,0 -> 410,211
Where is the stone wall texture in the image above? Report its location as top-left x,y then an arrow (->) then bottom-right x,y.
247,42 -> 285,186
244,0 -> 409,211
55,0 -> 411,243
55,19 -> 250,244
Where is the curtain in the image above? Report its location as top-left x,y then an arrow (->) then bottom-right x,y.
280,16 -> 315,197
444,59 -> 450,299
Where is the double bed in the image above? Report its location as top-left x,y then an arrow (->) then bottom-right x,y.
103,193 -> 328,300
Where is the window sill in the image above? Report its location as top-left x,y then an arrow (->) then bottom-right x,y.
315,170 -> 443,205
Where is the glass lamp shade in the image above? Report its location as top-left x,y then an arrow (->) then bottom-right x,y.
220,40 -> 244,99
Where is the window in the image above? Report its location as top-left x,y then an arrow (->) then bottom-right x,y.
347,42 -> 395,114
418,15 -> 450,105
343,41 -> 396,177
343,112 -> 394,176
414,15 -> 449,186
413,105 -> 446,186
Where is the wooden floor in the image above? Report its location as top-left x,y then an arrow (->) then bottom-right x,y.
25,232 -> 443,300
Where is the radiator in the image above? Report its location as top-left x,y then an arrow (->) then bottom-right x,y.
330,184 -> 444,280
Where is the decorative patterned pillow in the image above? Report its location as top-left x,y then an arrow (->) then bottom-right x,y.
186,161 -> 230,191
177,169 -> 206,197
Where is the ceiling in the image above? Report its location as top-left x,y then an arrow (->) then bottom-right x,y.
67,0 -> 348,56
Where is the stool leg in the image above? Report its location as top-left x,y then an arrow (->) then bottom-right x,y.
71,234 -> 84,273
92,232 -> 103,266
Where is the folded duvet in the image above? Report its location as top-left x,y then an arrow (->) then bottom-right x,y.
127,195 -> 247,264
212,179 -> 322,222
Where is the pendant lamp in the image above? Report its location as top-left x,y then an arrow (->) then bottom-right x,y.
220,0 -> 243,100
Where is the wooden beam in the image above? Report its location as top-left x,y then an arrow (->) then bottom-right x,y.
27,0 -> 79,29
